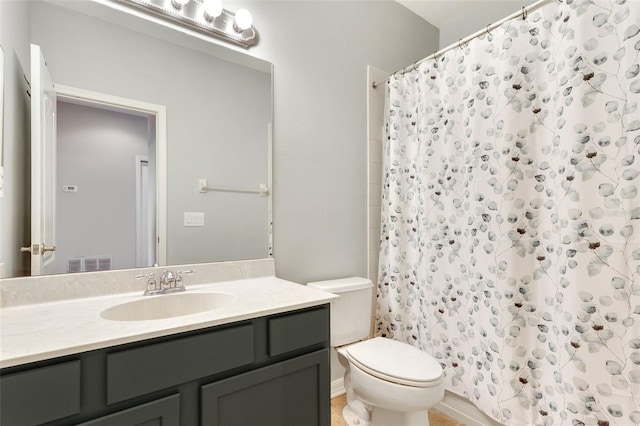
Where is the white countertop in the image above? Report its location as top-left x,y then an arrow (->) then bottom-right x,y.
0,277 -> 337,369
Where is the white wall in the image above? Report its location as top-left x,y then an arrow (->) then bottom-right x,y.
439,0 -> 538,48
0,1 -> 31,277
54,101 -> 150,274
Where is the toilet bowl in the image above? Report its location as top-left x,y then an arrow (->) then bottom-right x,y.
306,277 -> 445,426
337,337 -> 444,426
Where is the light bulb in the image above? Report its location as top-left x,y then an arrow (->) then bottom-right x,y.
171,0 -> 189,9
203,0 -> 223,21
234,8 -> 252,31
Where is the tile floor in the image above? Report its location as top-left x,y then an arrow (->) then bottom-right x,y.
331,394 -> 466,426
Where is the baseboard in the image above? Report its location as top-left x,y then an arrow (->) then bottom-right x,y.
435,391 -> 503,426
331,378 -> 345,398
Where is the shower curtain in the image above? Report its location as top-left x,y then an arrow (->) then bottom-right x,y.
376,0 -> 640,425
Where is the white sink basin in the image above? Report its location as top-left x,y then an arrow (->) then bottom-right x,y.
100,292 -> 235,321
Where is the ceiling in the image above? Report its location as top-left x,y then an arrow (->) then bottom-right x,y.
395,1 -> 483,28
396,0 -> 524,29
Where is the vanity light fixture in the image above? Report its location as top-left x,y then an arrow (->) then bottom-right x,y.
123,0 -> 258,48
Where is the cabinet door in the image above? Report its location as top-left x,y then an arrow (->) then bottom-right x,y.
201,349 -> 330,426
78,394 -> 179,426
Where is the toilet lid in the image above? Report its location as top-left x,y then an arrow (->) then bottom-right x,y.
345,337 -> 443,387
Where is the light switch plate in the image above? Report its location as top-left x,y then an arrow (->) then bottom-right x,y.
184,212 -> 205,227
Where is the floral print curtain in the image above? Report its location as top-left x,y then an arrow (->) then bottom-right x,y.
376,0 -> 640,424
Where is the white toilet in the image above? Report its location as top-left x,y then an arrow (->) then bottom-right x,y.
307,277 -> 444,426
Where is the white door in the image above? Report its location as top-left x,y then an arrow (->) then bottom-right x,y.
29,44 -> 57,275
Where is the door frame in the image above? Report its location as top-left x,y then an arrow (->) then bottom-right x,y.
55,84 -> 168,266
134,155 -> 154,267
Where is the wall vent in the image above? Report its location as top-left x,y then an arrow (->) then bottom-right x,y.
84,258 -> 98,272
67,258 -> 83,273
67,256 -> 113,272
97,256 -> 112,271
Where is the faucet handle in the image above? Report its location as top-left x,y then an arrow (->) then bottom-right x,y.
173,270 -> 193,292
135,272 -> 155,282
176,270 -> 194,283
136,272 -> 159,296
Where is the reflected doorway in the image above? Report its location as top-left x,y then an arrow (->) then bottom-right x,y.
53,100 -> 156,274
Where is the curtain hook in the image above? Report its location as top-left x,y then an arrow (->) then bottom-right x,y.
522,6 -> 528,20
486,23 -> 493,36
458,39 -> 464,50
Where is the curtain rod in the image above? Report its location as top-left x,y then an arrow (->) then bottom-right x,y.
372,0 -> 557,89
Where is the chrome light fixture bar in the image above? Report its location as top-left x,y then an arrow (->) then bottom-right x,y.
121,0 -> 258,48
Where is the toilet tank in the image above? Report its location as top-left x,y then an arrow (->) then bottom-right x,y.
307,277 -> 373,347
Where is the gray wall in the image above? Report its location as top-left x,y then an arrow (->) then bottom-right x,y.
227,0 -> 439,284
439,0 -> 538,48
54,101 -> 150,274
0,1 -> 31,278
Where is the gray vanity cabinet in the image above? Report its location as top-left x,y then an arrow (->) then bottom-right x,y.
0,304 -> 330,426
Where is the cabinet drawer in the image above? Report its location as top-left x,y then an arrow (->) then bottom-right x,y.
107,323 -> 254,404
0,360 -> 81,426
268,306 -> 329,357
78,394 -> 180,426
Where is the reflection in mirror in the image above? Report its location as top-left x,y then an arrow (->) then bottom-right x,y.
3,0 -> 273,278
53,92 -> 162,274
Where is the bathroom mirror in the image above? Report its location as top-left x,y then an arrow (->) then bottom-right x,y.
6,0 -> 272,277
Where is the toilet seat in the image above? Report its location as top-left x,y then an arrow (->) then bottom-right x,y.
344,337 -> 443,388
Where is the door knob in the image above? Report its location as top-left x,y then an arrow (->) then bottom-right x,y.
19,244 -> 56,255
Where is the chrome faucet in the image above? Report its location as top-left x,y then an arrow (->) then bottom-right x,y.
135,270 -> 194,295
160,270 -> 176,291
